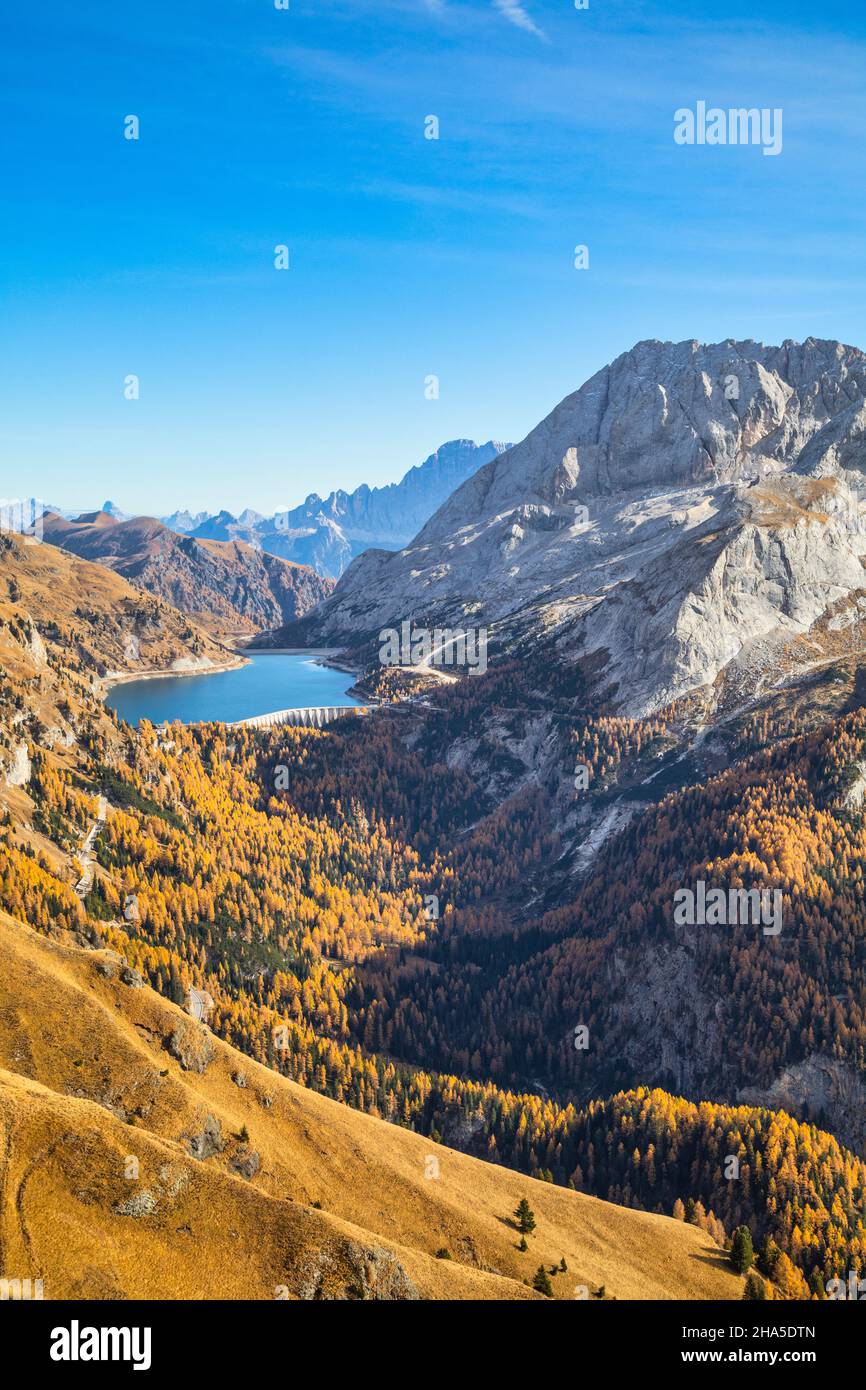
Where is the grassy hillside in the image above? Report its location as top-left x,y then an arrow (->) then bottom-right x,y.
0,531 -> 239,789
0,531 -> 231,677
0,910 -> 742,1301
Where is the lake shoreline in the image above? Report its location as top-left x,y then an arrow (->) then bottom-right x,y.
232,646 -> 347,660
104,649 -> 363,728
102,653 -> 248,693
103,646 -> 352,695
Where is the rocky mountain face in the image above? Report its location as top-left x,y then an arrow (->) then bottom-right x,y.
41,511 -> 332,639
307,339 -> 866,717
162,440 -> 509,580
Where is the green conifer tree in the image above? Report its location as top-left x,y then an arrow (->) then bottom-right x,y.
731,1226 -> 754,1274
533,1265 -> 553,1297
514,1197 -> 536,1235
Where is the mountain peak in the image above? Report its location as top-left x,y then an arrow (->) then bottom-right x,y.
101,499 -> 127,520
309,335 -> 866,718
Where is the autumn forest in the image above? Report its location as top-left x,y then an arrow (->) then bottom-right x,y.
5,629 -> 866,1302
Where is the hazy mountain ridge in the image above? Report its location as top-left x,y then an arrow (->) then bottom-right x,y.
163,439 -> 510,580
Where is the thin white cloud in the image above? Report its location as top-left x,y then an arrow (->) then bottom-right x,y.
492,0 -> 547,40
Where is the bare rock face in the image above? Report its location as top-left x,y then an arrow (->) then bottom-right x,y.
27,625 -> 48,669
575,480 -> 866,713
5,743 -> 31,789
310,337 -> 866,716
739,1056 -> 866,1157
185,1113 -> 223,1161
840,761 -> 866,810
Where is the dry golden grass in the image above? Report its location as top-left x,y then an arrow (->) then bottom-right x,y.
0,911 -> 744,1301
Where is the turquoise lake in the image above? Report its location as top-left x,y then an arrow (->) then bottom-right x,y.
105,651 -> 361,728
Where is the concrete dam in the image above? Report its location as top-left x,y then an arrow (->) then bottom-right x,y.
229,705 -> 369,730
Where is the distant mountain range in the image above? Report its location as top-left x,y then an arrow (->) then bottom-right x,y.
39,440 -> 509,584
41,510 -> 332,640
160,439 -> 509,579
34,439 -> 509,640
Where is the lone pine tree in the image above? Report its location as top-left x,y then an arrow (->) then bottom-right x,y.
515,1197 -> 536,1235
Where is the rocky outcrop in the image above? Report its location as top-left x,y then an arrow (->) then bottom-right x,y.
113,1190 -> 158,1218
168,1021 -> 215,1074
840,760 -> 866,810
296,1238 -> 421,1301
5,743 -> 31,789
739,1056 -> 866,1156
230,1145 -> 261,1180
184,1113 -> 223,1161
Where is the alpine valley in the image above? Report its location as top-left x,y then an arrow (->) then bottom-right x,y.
7,339 -> 866,1302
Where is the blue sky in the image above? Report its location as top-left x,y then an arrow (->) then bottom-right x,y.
1,0 -> 864,515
